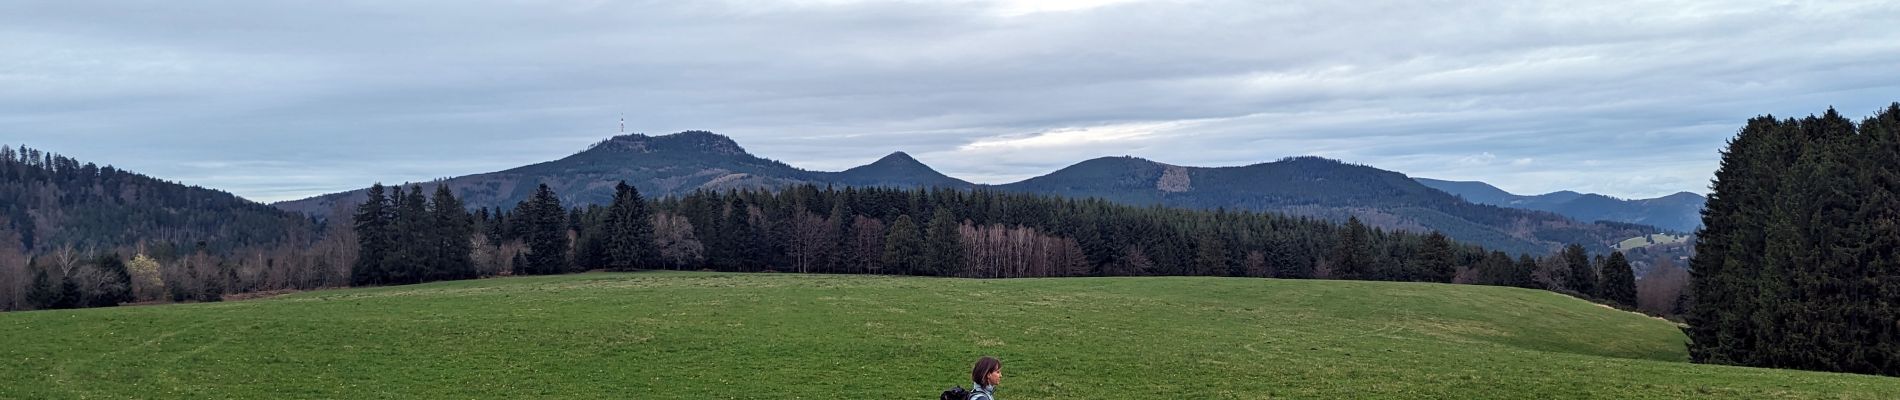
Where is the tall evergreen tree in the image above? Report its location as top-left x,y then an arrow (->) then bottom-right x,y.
351,184 -> 394,285
517,184 -> 570,275
431,185 -> 476,281
1329,217 -> 1372,279
714,200 -> 762,270
602,182 -> 655,270
923,207 -> 964,276
27,260 -> 62,309
1194,234 -> 1230,277
1474,250 -> 1514,287
1514,255 -> 1540,289
1689,116 -> 1783,365
1418,232 -> 1456,283
1598,251 -> 1636,307
883,215 -> 922,275
1561,244 -> 1596,297
1687,104 -> 1900,376
391,185 -> 430,284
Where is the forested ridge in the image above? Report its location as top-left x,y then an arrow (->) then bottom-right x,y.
0,145 -> 1662,314
1688,103 -> 1900,376
274,132 -> 1660,256
0,146 -> 337,311
0,146 -> 314,253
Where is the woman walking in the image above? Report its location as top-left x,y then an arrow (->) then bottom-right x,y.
969,356 -> 1002,400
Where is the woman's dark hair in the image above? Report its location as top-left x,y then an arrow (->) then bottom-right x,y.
971,356 -> 1001,385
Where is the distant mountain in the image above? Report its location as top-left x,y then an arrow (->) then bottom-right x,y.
831,152 -> 974,189
276,131 -> 1661,254
1415,178 -> 1705,233
1,146 -> 313,253
275,132 -> 967,217
995,156 -> 1654,255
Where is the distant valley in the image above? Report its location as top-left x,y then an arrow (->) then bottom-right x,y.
1414,178 -> 1706,233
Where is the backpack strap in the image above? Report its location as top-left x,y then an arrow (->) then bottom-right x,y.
969,390 -> 991,400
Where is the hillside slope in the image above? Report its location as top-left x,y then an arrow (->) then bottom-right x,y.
998,156 -> 1653,254
2,272 -> 1893,399
0,146 -> 311,253
1416,178 -> 1706,233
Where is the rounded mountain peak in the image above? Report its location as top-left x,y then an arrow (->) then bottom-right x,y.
589,130 -> 747,156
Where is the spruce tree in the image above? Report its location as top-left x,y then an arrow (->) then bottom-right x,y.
1689,116 -> 1779,365
518,184 -> 570,275
27,261 -> 59,309
1561,244 -> 1596,297
715,201 -> 761,271
351,184 -> 394,286
1330,217 -> 1372,279
1514,255 -> 1539,289
1598,251 -> 1636,307
431,185 -> 475,280
1855,104 -> 1900,375
883,215 -> 922,275
603,182 -> 655,271
924,207 -> 964,276
392,185 -> 430,284
1419,232 -> 1456,283
1475,250 -> 1513,286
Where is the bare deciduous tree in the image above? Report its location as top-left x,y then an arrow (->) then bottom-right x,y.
652,212 -> 704,270
847,216 -> 885,274
0,228 -> 28,310
1637,258 -> 1691,318
785,212 -> 833,274
957,222 -> 1090,278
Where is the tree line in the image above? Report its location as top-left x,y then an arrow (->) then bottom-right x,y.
1689,103 -> 1900,377
447,182 -> 1647,307
0,145 -> 342,311
2,149 -> 1665,316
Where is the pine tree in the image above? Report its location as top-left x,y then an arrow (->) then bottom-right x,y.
1475,250 -> 1514,287
924,207 -> 964,276
351,184 -> 394,286
391,185 -> 430,284
1689,116 -> 1783,365
1418,232 -> 1456,283
27,260 -> 60,309
883,215 -> 922,275
1330,217 -> 1372,279
1685,105 -> 1900,375
1514,255 -> 1539,289
714,200 -> 762,271
518,184 -> 570,275
602,182 -> 655,271
431,185 -> 475,280
1194,234 -> 1230,277
1561,244 -> 1596,297
1598,251 -> 1636,307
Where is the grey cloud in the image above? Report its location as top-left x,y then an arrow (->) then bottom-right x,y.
3,0 -> 1898,202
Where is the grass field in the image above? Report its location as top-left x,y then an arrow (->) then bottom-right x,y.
1615,234 -> 1692,251
2,272 -> 1896,399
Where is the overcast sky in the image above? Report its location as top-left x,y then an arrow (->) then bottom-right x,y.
4,0 -> 1898,203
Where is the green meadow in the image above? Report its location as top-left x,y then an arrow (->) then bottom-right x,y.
2,272 -> 1895,399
